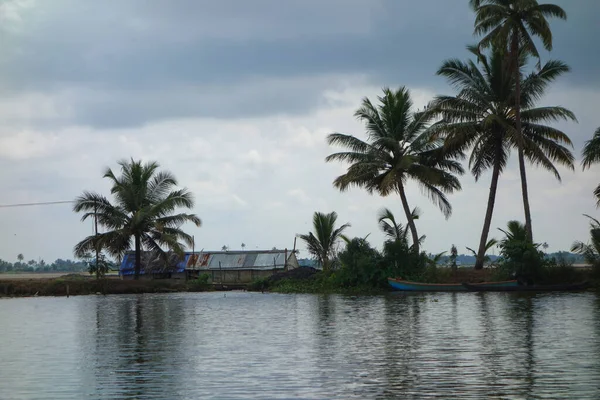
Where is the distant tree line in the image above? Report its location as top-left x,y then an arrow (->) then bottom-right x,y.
431,251 -> 586,266
0,257 -> 90,273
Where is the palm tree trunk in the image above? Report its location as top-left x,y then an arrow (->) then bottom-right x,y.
134,234 -> 142,280
512,33 -> 533,243
475,154 -> 501,270
398,183 -> 420,254
94,201 -> 100,280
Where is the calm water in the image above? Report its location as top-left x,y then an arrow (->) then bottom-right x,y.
1,291 -> 599,399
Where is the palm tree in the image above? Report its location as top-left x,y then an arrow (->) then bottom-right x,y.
17,253 -> 24,263
582,128 -> 600,207
499,220 -> 529,246
73,159 -> 201,279
326,87 -> 464,254
431,45 -> 574,269
466,238 -> 498,265
470,0 -> 567,243
571,214 -> 600,271
298,211 -> 350,271
377,207 -> 424,249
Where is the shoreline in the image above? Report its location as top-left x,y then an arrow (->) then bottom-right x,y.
0,275 -> 214,298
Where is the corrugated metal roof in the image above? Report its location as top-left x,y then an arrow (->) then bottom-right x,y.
120,251 -> 187,276
189,250 -> 288,270
120,249 -> 291,274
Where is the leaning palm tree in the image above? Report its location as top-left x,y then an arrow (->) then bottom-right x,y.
298,211 -> 350,271
431,45 -> 575,269
73,159 -> 202,279
470,0 -> 567,243
582,128 -> 600,207
571,215 -> 600,271
326,87 -> 464,254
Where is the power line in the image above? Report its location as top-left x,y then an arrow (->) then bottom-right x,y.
0,200 -> 75,208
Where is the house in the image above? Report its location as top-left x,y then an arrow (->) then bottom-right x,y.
119,251 -> 188,279
185,249 -> 299,284
120,249 -> 299,283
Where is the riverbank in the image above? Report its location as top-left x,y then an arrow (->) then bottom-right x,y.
247,266 -> 598,294
0,274 -> 213,298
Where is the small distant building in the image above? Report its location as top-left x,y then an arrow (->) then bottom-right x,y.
186,249 -> 299,284
119,249 -> 299,283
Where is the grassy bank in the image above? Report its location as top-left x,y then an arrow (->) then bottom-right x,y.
0,275 -> 213,298
248,266 -> 598,295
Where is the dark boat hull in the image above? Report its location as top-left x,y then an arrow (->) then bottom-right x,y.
461,281 -> 591,292
387,278 -> 518,292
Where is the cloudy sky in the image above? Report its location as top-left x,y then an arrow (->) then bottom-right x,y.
0,0 -> 598,263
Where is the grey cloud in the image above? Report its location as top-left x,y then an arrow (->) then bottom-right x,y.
0,0 -> 598,129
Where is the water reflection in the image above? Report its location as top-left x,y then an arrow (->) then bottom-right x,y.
1,291 -> 599,399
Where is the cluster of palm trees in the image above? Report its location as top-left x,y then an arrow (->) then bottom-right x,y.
73,159 -> 201,279
326,0 -> 598,270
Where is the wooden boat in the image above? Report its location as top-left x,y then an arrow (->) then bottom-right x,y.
387,278 -> 518,292
461,281 -> 591,292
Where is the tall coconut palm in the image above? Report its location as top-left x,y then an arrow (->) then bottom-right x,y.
431,45 -> 575,269
73,159 -> 202,279
326,87 -> 464,254
470,0 -> 567,243
582,128 -> 600,207
298,211 -> 350,271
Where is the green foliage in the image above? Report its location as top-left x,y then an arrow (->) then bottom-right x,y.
326,86 -> 464,254
419,264 -> 454,284
187,273 -> 212,291
247,277 -> 271,292
582,127 -> 600,208
73,159 -> 202,279
382,238 -> 428,281
196,273 -> 210,285
297,211 -> 350,272
0,258 -> 90,274
496,221 -> 545,282
470,0 -> 567,62
541,255 -> 582,284
571,215 -> 600,280
335,237 -> 383,287
450,244 -> 458,272
87,253 -> 112,279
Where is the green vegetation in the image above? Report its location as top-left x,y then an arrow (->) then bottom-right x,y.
432,44 -> 574,269
73,159 -> 202,280
0,276 -> 214,298
582,127 -> 600,207
297,211 -> 350,272
571,215 -> 600,280
470,0 -> 567,244
325,87 -> 464,255
0,257 -> 91,274
488,220 -> 590,285
187,273 -> 212,292
41,0 -> 595,294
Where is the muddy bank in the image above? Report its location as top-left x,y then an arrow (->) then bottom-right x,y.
0,276 -> 212,298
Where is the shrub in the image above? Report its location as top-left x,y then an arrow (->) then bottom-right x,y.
335,237 -> 384,287
247,277 -> 271,292
187,273 -> 211,291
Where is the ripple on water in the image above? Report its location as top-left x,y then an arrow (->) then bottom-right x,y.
0,291 -> 599,399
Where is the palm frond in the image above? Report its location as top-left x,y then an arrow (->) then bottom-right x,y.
582,128 -> 600,170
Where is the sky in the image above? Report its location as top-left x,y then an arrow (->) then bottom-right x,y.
0,0 -> 599,263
